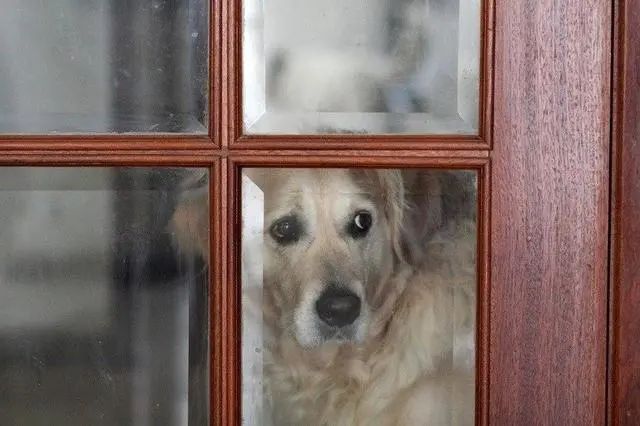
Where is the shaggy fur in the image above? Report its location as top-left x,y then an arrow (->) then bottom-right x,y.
172,169 -> 476,425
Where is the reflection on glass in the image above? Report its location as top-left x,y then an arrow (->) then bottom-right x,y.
0,1 -> 208,134
0,168 -> 209,425
243,0 -> 481,135
241,168 -> 477,425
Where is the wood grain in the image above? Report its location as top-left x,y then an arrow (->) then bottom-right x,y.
610,0 -> 640,424
477,160 -> 491,426
490,1 -> 611,424
0,137 -> 215,151
233,135 -> 490,151
0,152 -> 217,166
210,0 -> 222,147
209,161 -> 222,426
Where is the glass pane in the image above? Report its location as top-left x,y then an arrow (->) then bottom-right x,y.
0,168 -> 209,425
243,0 -> 481,135
241,168 -> 477,425
0,1 -> 208,134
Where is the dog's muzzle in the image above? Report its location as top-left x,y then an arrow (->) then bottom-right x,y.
315,286 -> 361,328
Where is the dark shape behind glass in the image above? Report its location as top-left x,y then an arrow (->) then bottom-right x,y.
0,168 -> 209,425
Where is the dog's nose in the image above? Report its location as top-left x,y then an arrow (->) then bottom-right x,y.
315,286 -> 361,328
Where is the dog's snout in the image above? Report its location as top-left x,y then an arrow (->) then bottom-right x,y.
315,286 -> 361,328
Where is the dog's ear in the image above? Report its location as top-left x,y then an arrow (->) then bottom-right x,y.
170,174 -> 210,263
401,170 -> 478,265
375,170 -> 444,266
401,170 -> 444,265
367,170 -> 407,264
371,170 -> 455,267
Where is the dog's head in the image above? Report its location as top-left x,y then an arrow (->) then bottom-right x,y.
171,168 -> 463,349
245,168 -> 406,348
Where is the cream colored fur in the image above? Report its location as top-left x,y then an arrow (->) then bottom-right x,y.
172,169 -> 476,426
264,222 -> 475,426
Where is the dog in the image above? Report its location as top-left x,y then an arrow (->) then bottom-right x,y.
172,168 -> 476,425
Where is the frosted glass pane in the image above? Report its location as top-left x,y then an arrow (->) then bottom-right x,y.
240,168 -> 477,425
0,1 -> 208,134
0,168 -> 209,425
243,0 -> 481,135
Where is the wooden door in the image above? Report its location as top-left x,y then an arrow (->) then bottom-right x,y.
0,0 -> 636,425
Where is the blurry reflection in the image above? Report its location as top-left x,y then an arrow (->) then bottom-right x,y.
0,1 -> 208,133
0,168 -> 209,425
244,0 -> 481,134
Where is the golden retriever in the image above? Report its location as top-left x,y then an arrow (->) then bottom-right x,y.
172,168 -> 476,426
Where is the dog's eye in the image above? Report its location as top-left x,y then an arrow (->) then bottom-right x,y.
270,216 -> 302,244
348,211 -> 373,238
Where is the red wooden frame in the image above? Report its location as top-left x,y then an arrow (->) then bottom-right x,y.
490,1 -> 611,424
609,0 -> 640,424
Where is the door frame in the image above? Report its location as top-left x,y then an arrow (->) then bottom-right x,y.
609,0 -> 640,424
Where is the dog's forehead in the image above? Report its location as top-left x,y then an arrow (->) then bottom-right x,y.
268,169 -> 370,200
